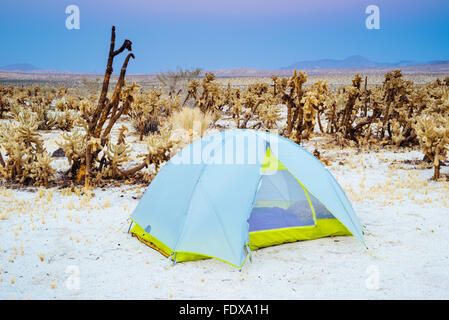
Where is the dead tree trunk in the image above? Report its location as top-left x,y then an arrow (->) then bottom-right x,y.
83,26 -> 135,187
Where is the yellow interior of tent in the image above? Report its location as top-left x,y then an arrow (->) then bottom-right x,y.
130,147 -> 352,265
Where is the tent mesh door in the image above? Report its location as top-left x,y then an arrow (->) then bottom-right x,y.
248,169 -> 334,232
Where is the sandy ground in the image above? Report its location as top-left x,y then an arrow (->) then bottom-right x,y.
1,128 -> 448,300
1,73 -> 449,299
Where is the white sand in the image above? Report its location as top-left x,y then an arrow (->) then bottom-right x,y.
1,132 -> 448,300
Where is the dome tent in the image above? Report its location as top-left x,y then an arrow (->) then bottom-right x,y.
130,129 -> 365,268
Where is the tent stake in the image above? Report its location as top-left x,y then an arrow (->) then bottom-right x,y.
127,220 -> 133,234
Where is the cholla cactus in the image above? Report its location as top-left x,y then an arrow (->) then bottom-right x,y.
229,82 -> 280,130
14,110 -> 43,150
129,89 -> 162,140
129,88 -> 184,141
183,73 -> 227,113
52,110 -> 79,131
103,142 -> 133,179
45,26 -> 140,186
0,95 -> 10,119
27,152 -> 56,187
3,66 -> 449,186
56,129 -> 86,180
257,103 -> 282,130
272,73 -> 331,143
8,88 -> 81,131
299,91 -> 318,140
272,70 -> 308,142
145,130 -> 175,171
310,80 -> 330,132
297,80 -> 330,140
324,74 -> 382,144
124,130 -> 176,177
414,115 -> 449,180
0,112 -> 55,187
379,70 -> 413,139
57,87 -> 68,99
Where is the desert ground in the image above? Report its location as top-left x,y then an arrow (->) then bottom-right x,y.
0,72 -> 448,299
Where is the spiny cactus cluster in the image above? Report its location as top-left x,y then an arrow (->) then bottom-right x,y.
228,82 -> 281,130
1,50 -> 449,186
321,71 -> 449,179
0,110 -> 55,187
414,97 -> 449,180
128,88 -> 182,141
0,87 -> 12,118
272,70 -> 308,142
0,83 -> 80,131
0,26 -> 175,187
323,71 -> 449,149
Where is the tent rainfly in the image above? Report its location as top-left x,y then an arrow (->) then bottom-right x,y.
130,129 -> 365,268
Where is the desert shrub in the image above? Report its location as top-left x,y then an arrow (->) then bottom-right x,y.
56,26 -> 184,186
377,70 -> 415,143
320,71 -> 448,148
3,64 -> 449,186
129,89 -> 163,140
56,129 -> 87,181
156,67 -> 202,96
0,110 -> 55,186
129,107 -> 213,177
6,85 -> 81,131
54,26 -> 142,186
102,141 -> 133,179
129,88 -> 184,140
413,86 -> 449,179
0,94 -> 10,119
229,82 -> 281,130
271,70 -> 308,143
144,130 -> 176,172
183,73 -> 228,114
324,75 -> 384,144
271,71 -> 337,142
300,80 -> 330,139
414,114 -> 449,180
169,107 -> 212,147
115,129 -> 177,182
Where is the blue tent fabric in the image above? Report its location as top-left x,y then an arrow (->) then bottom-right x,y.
131,129 -> 365,267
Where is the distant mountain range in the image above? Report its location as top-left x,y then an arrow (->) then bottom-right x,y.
281,55 -> 427,70
0,63 -> 70,74
209,56 -> 449,77
0,63 -> 41,71
1,56 -> 449,77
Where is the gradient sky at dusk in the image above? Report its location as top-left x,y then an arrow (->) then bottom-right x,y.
0,0 -> 448,74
